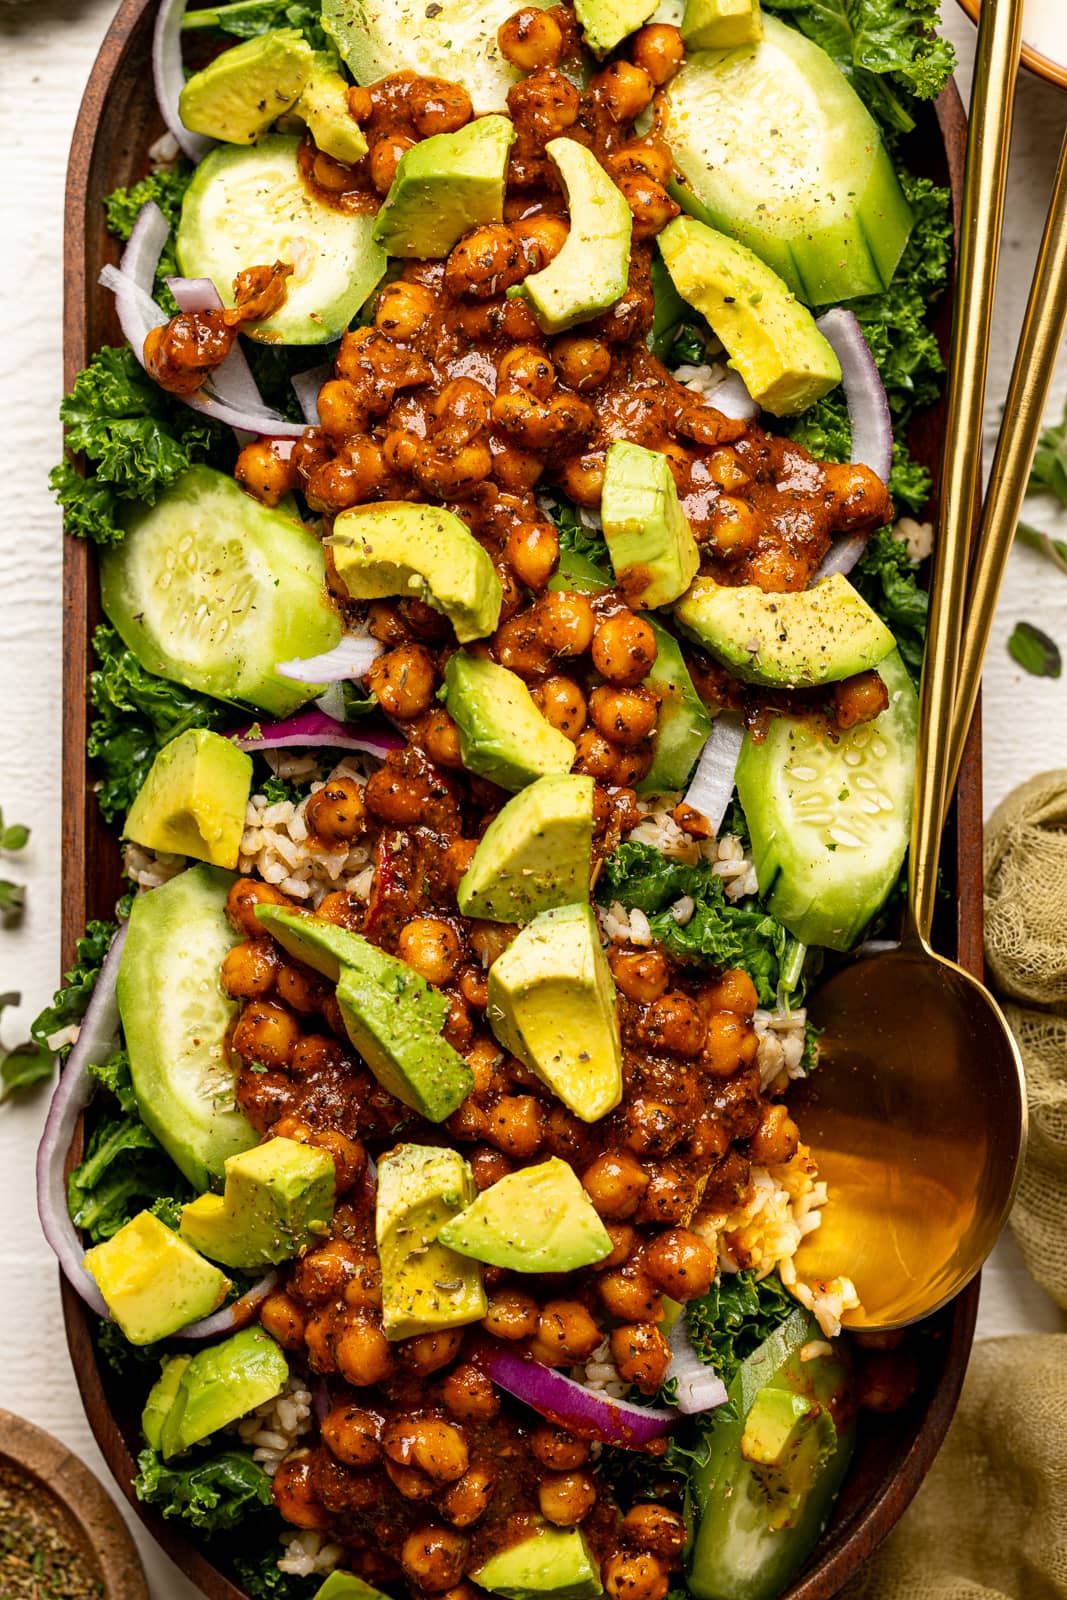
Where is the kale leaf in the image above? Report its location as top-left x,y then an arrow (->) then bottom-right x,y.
232,1548 -> 322,1600
685,1270 -> 797,1390
549,498 -> 611,571
182,0 -> 331,52
88,625 -> 229,823
135,1448 -> 275,1533
852,525 -> 928,682
104,167 -> 194,312
29,917 -> 121,1058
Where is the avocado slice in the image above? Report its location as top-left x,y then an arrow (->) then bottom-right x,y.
374,115 -> 515,258
514,139 -> 632,335
487,904 -> 623,1123
601,439 -> 701,608
443,652 -> 576,791
83,1212 -> 230,1347
294,55 -> 369,165
180,1136 -> 336,1270
473,1522 -> 604,1600
123,729 -> 253,872
438,1156 -> 613,1271
376,1145 -> 487,1340
682,0 -> 762,48
254,905 -> 474,1121
457,774 -> 595,924
639,620 -> 714,793
142,1357 -> 192,1451
330,503 -> 503,644
673,573 -> 895,688
313,1578 -> 392,1600
179,30 -> 313,145
158,1328 -> 289,1459
658,217 -> 841,416
574,0 -> 659,55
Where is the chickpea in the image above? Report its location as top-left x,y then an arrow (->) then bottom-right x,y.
469,1143 -> 511,1189
314,891 -> 363,932
397,917 -> 464,984
631,23 -> 685,84
401,1526 -> 470,1594
833,669 -> 890,730
610,947 -> 670,1004
536,1300 -> 603,1361
493,439 -> 545,494
304,776 -> 367,847
375,279 -> 437,339
506,521 -> 560,591
589,685 -> 658,748
607,140 -> 674,187
597,1265 -> 662,1322
445,224 -> 526,300
408,75 -> 473,135
747,1101 -> 801,1166
439,1363 -> 501,1422
421,706 -> 464,770
322,1404 -> 381,1467
483,1287 -> 540,1341
553,335 -> 612,391
507,66 -> 580,136
334,1313 -> 395,1386
441,1465 -> 495,1527
643,1228 -> 714,1301
369,643 -> 437,721
468,921 -> 516,966
272,1453 -> 331,1530
538,1471 -> 597,1527
290,1238 -> 361,1304
709,496 -> 761,556
530,1425 -> 591,1470
498,5 -> 565,69
494,560 -> 525,622
701,968 -> 759,1016
498,345 -> 557,400
221,938 -> 277,1000
387,1458 -> 438,1500
534,591 -> 596,657
226,877 -> 291,939
595,60 -> 655,122
638,993 -> 707,1057
592,611 -> 658,686
385,1416 -> 470,1481
558,452 -> 606,507
636,1164 -> 697,1227
275,963 -> 327,1016
316,378 -> 367,439
369,133 -> 416,193
707,447 -> 750,490
259,1290 -> 306,1350
612,746 -> 654,787
232,1000 -> 302,1069
582,1151 -> 649,1218
573,729 -> 617,779
597,1220 -> 638,1271
401,1328 -> 466,1376
533,675 -> 587,739
235,438 -> 298,506
701,1010 -> 752,1077
485,1094 -> 544,1157
342,1252 -> 383,1310
306,453 -> 375,513
347,84 -> 373,122
310,1127 -> 366,1192
603,1552 -> 669,1600
616,172 -> 680,240
493,611 -> 555,679
622,1504 -> 687,1560
512,212 -> 570,271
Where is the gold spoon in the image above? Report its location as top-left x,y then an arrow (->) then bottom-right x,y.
787,0 -> 1029,1330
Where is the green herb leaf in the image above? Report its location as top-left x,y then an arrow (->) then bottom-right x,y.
0,997 -> 54,1102
180,0 -> 331,52
1028,397 -> 1067,505
548,497 -> 611,571
1016,520 -> 1067,576
0,880 -> 25,919
1008,620 -> 1062,679
134,1447 -> 275,1533
29,915 -> 123,1058
852,525 -> 929,684
685,1270 -> 796,1393
0,815 -> 30,851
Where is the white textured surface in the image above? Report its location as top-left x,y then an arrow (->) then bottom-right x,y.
0,6 -> 1065,1596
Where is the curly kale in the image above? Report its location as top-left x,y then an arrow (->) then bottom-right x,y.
135,1448 -> 275,1533
104,167 -> 194,312
685,1271 -> 797,1391
852,525 -> 928,682
29,916 -> 125,1058
549,498 -> 612,572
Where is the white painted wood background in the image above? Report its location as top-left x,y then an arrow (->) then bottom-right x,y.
0,5 -> 1064,1594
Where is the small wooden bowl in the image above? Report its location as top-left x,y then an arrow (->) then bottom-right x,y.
0,1409 -> 148,1600
955,0 -> 1067,93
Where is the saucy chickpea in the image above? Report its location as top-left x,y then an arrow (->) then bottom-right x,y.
530,1425 -> 591,1470
701,968 -> 759,1015
441,1465 -> 495,1527
334,1313 -> 395,1386
595,60 -> 655,122
643,1228 -> 715,1301
582,1150 -> 649,1218
747,1101 -> 801,1166
321,1405 -> 381,1467
304,776 -> 367,846
589,684 -> 658,747
259,1291 -> 306,1350
553,335 -> 612,391
638,993 -> 707,1056
407,75 -> 473,136
445,224 -> 526,300
369,133 -> 416,193
533,675 -> 587,739
538,1471 -> 597,1526
221,939 -> 277,999
498,5 -> 566,69
422,706 -> 464,769
231,1000 -> 302,1068
273,1453 -> 331,1531
235,438 -> 297,506
398,917 -> 463,983
375,279 -> 437,339
483,1287 -> 540,1341
505,520 -> 560,590
592,611 -> 658,685
610,947 -> 670,1004
368,643 -> 437,721
226,877 -> 291,939
401,1527 -> 470,1594
439,1363 -> 501,1422
631,23 -> 685,84
603,1551 -> 670,1600
610,1322 -> 671,1393
622,1504 -> 688,1560
535,1299 -> 603,1361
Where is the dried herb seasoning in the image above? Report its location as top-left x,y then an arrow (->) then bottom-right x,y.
0,1463 -> 104,1600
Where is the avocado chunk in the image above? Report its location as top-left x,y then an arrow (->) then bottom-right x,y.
180,1136 -> 336,1270
330,503 -> 503,644
123,729 -> 253,872
673,573 -> 895,688
313,1578 -> 392,1600
376,1144 -> 487,1340
179,30 -> 313,145
294,55 -> 368,165
158,1328 -> 289,1460
142,1356 -> 192,1451
443,653 -> 575,791
438,1156 -> 612,1271
457,775 -> 594,923
487,904 -> 623,1123
374,115 -> 516,258
253,903 -> 370,981
682,0 -> 762,48
601,440 -> 701,608
83,1212 -> 230,1346
639,620 -> 714,792
574,0 -> 659,55
687,1309 -> 854,1600
658,217 -> 841,416
473,1522 -> 604,1600
514,139 -> 632,334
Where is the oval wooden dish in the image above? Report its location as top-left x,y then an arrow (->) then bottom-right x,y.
59,4 -> 983,1596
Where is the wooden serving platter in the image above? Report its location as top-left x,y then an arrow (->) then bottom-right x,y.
59,4 -> 983,1595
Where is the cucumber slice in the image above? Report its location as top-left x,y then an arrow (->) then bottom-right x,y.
117,865 -> 258,1192
735,650 -> 917,951
100,466 -> 341,716
176,135 -> 386,344
322,0 -> 555,115
659,16 -> 913,306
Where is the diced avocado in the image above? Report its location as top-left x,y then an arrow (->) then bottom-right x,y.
601,440 -> 701,608
123,730 -> 253,871
180,1137 -> 336,1270
487,904 -> 622,1123
179,30 -> 313,145
376,1145 -> 487,1340
443,652 -> 575,791
254,903 -> 372,981
177,136 -> 386,344
322,0 -> 556,115
473,1522 -> 604,1600
673,573 -> 895,688
514,139 -> 632,335
639,620 -> 713,793
682,0 -> 761,49
83,1212 -> 230,1346
142,1357 -> 192,1451
313,1577 -> 392,1600
658,217 -> 841,416
101,466 -> 341,716
548,548 -> 613,595
735,648 -> 917,951
457,775 -> 594,923
330,503 -> 503,645
659,18 -> 913,307
687,1311 -> 854,1600
574,0 -> 659,55
294,55 -> 369,165
374,115 -> 515,258
438,1156 -> 612,1271
118,865 -> 258,1192
159,1328 -> 289,1460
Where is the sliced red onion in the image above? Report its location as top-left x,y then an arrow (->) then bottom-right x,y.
482,1343 -> 675,1449
229,709 -> 403,754
153,0 -> 213,163
684,713 -> 745,835
667,1316 -> 729,1416
167,275 -> 275,421
278,636 -> 383,684
707,370 -> 760,422
813,530 -> 870,580
172,1271 -> 279,1342
815,309 -> 893,487
292,364 -> 333,427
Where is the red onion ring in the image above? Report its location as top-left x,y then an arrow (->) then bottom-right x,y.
482,1342 -> 676,1449
291,364 -> 333,427
706,369 -> 760,422
815,309 -> 893,487
229,709 -> 404,754
684,713 -> 745,835
172,1271 -> 279,1342
277,636 -> 383,684
153,0 -> 213,164
167,275 -> 273,420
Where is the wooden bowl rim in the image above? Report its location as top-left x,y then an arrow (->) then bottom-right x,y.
954,0 -> 1067,92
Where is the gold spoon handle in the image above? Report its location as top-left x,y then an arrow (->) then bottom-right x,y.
945,126 -> 1067,803
909,0 -> 1025,943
